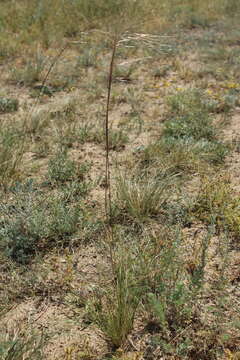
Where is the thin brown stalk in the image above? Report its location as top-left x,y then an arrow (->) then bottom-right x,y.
105,35 -> 118,225
104,35 -> 119,273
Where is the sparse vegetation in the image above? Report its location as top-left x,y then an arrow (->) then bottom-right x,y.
0,1 -> 240,359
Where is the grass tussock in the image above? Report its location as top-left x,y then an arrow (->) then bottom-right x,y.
116,172 -> 175,222
193,175 -> 240,238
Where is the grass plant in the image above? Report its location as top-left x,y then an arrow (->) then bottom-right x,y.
116,172 -> 174,222
90,249 -> 139,348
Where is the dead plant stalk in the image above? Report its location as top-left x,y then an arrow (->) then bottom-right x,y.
105,36 -> 118,225
104,35 -> 118,269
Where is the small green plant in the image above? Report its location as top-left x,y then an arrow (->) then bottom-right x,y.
147,283 -> 193,336
0,97 -> 19,113
147,136 -> 228,167
47,149 -> 90,185
47,150 -> 77,184
60,180 -> 91,202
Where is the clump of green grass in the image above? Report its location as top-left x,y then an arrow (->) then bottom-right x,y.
167,88 -> 211,115
89,250 -> 139,348
140,137 -> 228,179
47,97 -> 81,148
87,233 -> 155,348
116,172 -> 175,222
192,175 -> 240,239
88,225 -> 232,357
26,109 -> 51,140
140,138 -> 202,175
91,217 -> 238,356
